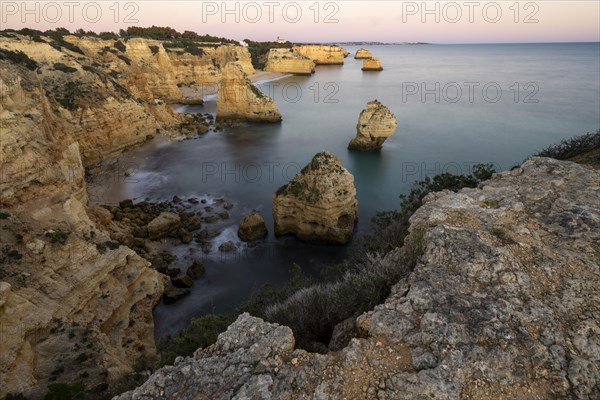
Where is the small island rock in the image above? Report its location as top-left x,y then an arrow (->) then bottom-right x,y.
238,211 -> 268,241
348,100 -> 397,150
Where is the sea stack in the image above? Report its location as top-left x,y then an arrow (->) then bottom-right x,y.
292,45 -> 346,65
273,152 -> 358,244
362,58 -> 383,71
265,48 -> 316,75
348,100 -> 397,150
354,48 -> 373,59
217,62 -> 282,122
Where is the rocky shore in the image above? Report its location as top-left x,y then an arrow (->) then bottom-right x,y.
116,157 -> 600,400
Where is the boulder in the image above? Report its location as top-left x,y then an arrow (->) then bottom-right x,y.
348,100 -> 397,150
219,241 -> 237,253
217,62 -> 282,122
238,211 -> 268,241
163,285 -> 190,304
147,212 -> 181,240
172,275 -> 194,288
186,260 -> 205,280
272,152 -> 358,244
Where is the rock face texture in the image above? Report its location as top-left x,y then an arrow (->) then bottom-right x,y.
355,48 -> 373,59
217,62 -> 282,122
238,211 -> 268,241
348,100 -> 397,150
272,152 -> 358,244
362,57 -> 383,71
292,45 -> 346,65
265,48 -> 316,75
117,158 -> 599,400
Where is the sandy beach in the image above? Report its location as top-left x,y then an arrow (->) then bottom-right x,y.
178,70 -> 287,102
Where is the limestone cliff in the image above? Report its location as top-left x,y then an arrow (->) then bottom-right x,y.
217,62 -> 282,122
116,157 -> 600,400
362,57 -> 383,71
292,45 -> 346,65
265,48 -> 315,75
272,152 -> 358,244
348,100 -> 397,150
355,48 -> 373,59
0,55 -> 166,398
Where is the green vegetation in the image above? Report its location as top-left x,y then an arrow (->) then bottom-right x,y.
0,49 -> 39,70
113,40 -> 127,52
535,130 -> 599,167
157,314 -> 234,365
44,382 -> 85,400
149,45 -> 159,55
53,63 -> 77,73
45,230 -> 70,244
244,40 -> 294,69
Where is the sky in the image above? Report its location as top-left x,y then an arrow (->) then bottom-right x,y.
2,1 -> 599,43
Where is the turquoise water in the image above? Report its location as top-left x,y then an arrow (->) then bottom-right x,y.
95,43 -> 600,336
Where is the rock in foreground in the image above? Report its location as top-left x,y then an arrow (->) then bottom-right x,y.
272,152 -> 358,244
238,211 -> 268,241
217,62 -> 282,122
348,100 -> 397,150
265,48 -> 315,75
116,158 -> 600,400
362,57 -> 383,71
354,48 -> 373,59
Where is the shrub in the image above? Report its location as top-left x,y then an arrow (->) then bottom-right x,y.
535,130 -> 599,161
53,63 -> 77,73
45,230 -> 70,244
44,382 -> 85,400
117,54 -> 131,65
157,314 -> 233,365
0,49 -> 39,70
113,40 -> 127,52
149,45 -> 159,55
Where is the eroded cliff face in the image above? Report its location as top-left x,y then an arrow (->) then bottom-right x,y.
265,48 -> 315,75
217,62 -> 282,122
0,56 -> 167,398
117,158 -> 599,400
348,100 -> 397,150
293,44 -> 346,65
272,152 -> 358,244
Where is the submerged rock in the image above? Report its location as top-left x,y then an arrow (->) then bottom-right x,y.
186,260 -> 205,280
272,151 -> 358,244
348,100 -> 397,150
219,241 -> 237,253
217,62 -> 282,122
238,211 -> 268,241
147,212 -> 181,240
362,57 -> 383,71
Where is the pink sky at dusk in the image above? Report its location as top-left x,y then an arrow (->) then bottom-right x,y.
2,1 -> 599,43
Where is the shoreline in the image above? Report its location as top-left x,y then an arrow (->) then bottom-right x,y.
179,70 -> 288,102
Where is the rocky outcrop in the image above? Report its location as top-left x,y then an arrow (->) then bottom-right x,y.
147,212 -> 181,240
238,211 -> 268,241
0,37 -> 168,398
362,57 -> 383,71
272,152 -> 358,244
292,45 -> 346,65
217,62 -> 282,122
116,157 -> 600,400
348,100 -> 397,150
265,48 -> 315,75
354,48 -> 373,59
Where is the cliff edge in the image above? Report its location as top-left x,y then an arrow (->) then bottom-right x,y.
116,157 -> 600,399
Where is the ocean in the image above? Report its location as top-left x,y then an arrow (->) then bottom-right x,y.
90,43 -> 600,337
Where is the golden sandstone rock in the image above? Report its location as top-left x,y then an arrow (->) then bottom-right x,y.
362,57 -> 383,71
272,152 -> 358,244
292,45 -> 346,65
265,48 -> 315,75
217,62 -> 282,122
348,100 -> 397,150
354,48 -> 373,59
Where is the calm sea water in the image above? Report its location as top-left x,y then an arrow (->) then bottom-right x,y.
92,43 -> 600,337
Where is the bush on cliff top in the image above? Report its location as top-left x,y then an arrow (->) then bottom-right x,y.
535,130 -> 600,166
0,49 -> 39,70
